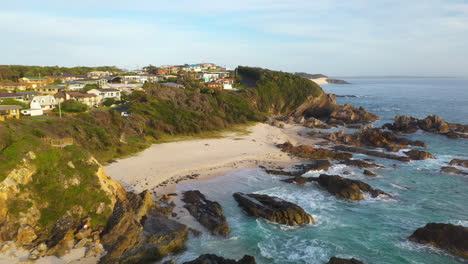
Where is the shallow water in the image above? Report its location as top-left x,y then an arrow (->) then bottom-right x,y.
170,78 -> 468,264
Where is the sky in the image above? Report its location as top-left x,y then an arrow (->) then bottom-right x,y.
1,0 -> 468,76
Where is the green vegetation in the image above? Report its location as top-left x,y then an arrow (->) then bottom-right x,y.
0,98 -> 28,109
0,65 -> 122,81
59,100 -> 88,113
103,98 -> 115,107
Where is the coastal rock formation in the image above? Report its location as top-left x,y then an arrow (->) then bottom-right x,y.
363,170 -> 378,177
277,142 -> 352,160
281,176 -> 315,185
184,254 -> 257,264
182,190 -> 230,236
333,145 -> 411,162
327,104 -> 379,125
327,257 -> 365,264
233,192 -> 314,226
340,159 -> 384,169
440,166 -> 468,176
449,159 -> 468,168
384,115 -> 468,139
315,174 -> 391,200
325,128 -> 426,151
404,150 -> 435,160
409,223 -> 468,258
265,160 -> 332,176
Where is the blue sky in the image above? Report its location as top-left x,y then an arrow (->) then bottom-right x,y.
1,0 -> 468,76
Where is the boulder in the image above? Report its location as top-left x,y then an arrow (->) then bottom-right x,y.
409,223 -> 468,258
233,192 -> 314,226
363,170 -> 378,177
383,115 -> 419,133
184,254 -> 256,264
182,190 -> 230,236
281,176 -> 315,185
333,145 -> 410,162
315,174 -> 391,200
440,167 -> 468,176
449,159 -> 468,168
327,257 -> 365,264
328,104 -> 379,124
404,150 -> 435,160
340,159 -> 383,169
265,160 -> 331,177
418,115 -> 450,133
277,142 -> 352,160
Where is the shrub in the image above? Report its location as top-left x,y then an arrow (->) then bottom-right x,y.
60,100 -> 88,113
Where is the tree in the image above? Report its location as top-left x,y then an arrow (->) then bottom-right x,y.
59,100 -> 88,113
82,84 -> 98,93
103,98 -> 115,107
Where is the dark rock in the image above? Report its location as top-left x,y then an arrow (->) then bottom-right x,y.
315,174 -> 391,200
440,167 -> 468,176
327,257 -> 365,264
233,192 -> 314,226
363,170 -> 377,177
333,145 -> 410,162
266,160 -> 332,177
277,142 -> 352,160
449,159 -> 468,168
404,150 -> 435,160
409,223 -> 468,258
418,115 -> 450,133
281,176 -> 316,185
182,191 -> 230,236
446,131 -> 468,139
340,159 -> 383,169
328,104 -> 379,124
184,254 -> 257,264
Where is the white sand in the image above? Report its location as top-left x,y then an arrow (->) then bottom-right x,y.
104,123 -> 311,194
310,77 -> 329,85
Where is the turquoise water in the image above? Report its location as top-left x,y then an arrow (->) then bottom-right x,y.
171,78 -> 468,264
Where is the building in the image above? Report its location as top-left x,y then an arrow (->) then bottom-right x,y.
17,92 -> 41,102
107,84 -> 143,95
87,71 -> 111,79
199,73 -> 220,82
31,95 -> 58,110
21,100 -> 44,116
19,77 -> 53,89
205,82 -> 223,89
79,78 -> 108,87
36,86 -> 66,95
187,64 -> 202,72
65,81 -> 86,91
156,69 -> 168,75
217,78 -> 235,90
121,75 -> 158,84
55,92 -> 100,107
0,92 -> 24,102
0,82 -> 27,92
0,105 -> 22,121
60,73 -> 87,81
87,88 -> 121,102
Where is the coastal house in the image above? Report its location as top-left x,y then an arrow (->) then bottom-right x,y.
87,71 -> 111,79
17,92 -> 41,102
206,82 -> 223,89
199,73 -> 220,82
87,88 -> 121,102
21,100 -> 44,116
31,95 -> 58,110
0,82 -> 27,92
107,84 -> 143,95
0,92 -> 24,102
156,69 -> 168,75
0,105 -> 22,121
19,77 -> 53,89
60,73 -> 87,81
121,75 -> 158,84
36,86 -> 66,95
187,64 -> 202,72
55,92 -> 100,107
160,82 -> 185,89
79,78 -> 108,87
217,78 -> 234,90
65,81 -> 86,91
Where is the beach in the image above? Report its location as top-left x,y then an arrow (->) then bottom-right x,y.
104,123 -> 317,194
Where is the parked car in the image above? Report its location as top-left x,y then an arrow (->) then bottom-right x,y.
121,111 -> 129,117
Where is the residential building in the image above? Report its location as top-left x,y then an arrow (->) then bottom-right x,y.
156,69 -> 168,75
21,100 -> 43,116
87,71 -> 111,79
19,77 -> 53,89
55,92 -> 100,107
87,88 -> 121,102
31,95 -> 58,110
79,78 -> 108,87
121,75 -> 158,84
60,73 -> 87,81
65,81 -> 86,91
187,64 -> 202,72
205,82 -> 223,89
161,82 -> 185,88
0,93 -> 24,102
217,78 -> 235,90
107,84 -> 143,95
199,73 -> 220,82
0,82 -> 27,92
36,86 -> 66,95
17,92 -> 41,102
0,105 -> 22,121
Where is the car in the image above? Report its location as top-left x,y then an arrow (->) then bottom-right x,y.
121,111 -> 129,117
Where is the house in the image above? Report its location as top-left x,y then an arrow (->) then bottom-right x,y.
156,69 -> 168,75
205,82 -> 223,89
65,81 -> 86,91
31,95 -> 58,110
17,92 -> 41,102
160,82 -> 185,89
217,78 -> 235,90
36,86 -> 66,95
87,71 -> 111,79
0,82 -> 27,92
60,73 -> 87,81
0,93 -> 24,102
0,105 -> 22,121
79,78 -> 108,87
21,100 -> 43,116
87,88 -> 121,102
199,73 -> 220,82
55,92 -> 100,107
188,64 -> 202,72
19,77 -> 53,89
107,84 -> 143,95
107,76 -> 123,84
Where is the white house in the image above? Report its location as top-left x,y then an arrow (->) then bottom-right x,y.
87,88 -> 121,102
107,84 -> 143,95
199,73 -> 220,82
66,81 -> 86,91
31,95 -> 57,110
21,100 -> 44,116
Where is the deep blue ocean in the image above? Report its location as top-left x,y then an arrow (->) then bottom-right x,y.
170,78 -> 468,264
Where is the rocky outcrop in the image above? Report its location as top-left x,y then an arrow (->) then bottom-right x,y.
327,257 -> 364,264
277,142 -> 352,160
184,254 -> 257,264
440,167 -> 468,176
265,160 -> 332,176
315,174 -> 391,200
340,159 -> 383,169
327,104 -> 379,125
409,223 -> 468,258
449,159 -> 468,168
325,129 -> 426,151
384,115 -> 468,139
363,170 -> 377,177
233,192 -> 314,226
404,150 -> 435,160
182,190 -> 230,236
333,145 -> 411,162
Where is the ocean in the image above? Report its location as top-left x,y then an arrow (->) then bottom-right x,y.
170,78 -> 468,264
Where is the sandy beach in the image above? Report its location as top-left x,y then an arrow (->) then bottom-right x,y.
104,123 -> 318,194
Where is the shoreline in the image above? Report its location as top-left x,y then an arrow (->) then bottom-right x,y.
104,123 -> 322,195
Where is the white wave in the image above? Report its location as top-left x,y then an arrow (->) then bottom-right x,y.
258,237 -> 329,263
448,220 -> 468,227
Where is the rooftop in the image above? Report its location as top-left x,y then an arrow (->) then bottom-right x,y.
0,105 -> 22,110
